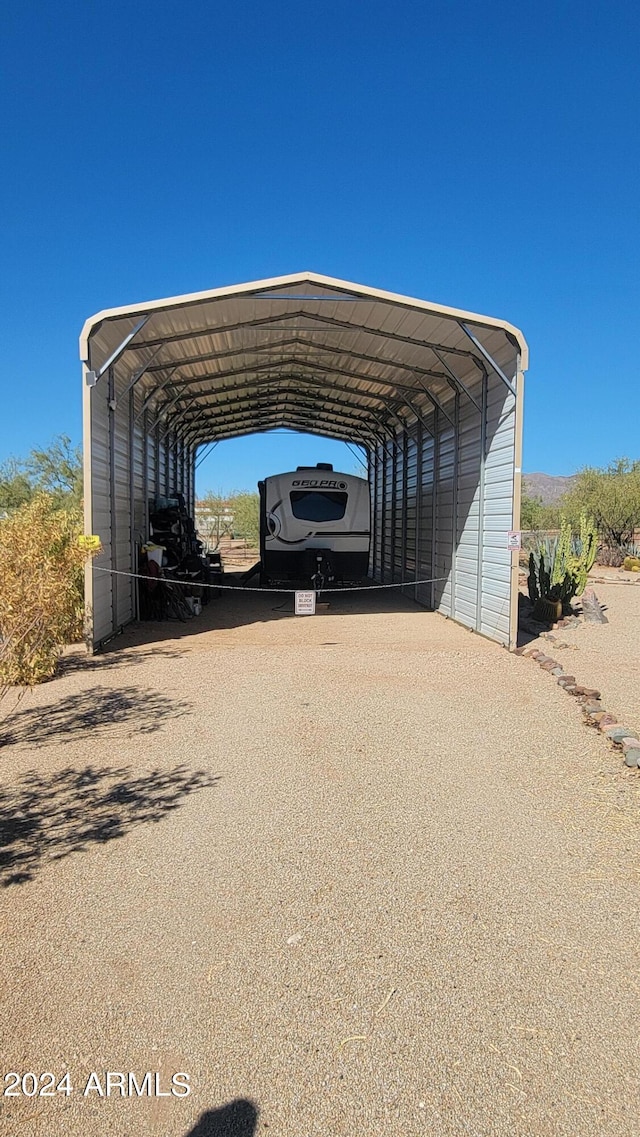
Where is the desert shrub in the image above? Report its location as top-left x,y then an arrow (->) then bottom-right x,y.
561,458 -> 640,548
0,495 -> 97,687
597,546 -> 625,568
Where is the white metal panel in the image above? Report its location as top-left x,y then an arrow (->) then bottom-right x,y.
454,392 -> 482,629
415,427 -> 434,608
89,386 -> 113,645
479,380 -> 517,644
434,422 -> 455,616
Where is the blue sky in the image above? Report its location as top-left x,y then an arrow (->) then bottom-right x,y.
1,0 -> 638,492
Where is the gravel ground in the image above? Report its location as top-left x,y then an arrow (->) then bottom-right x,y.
538,574 -> 640,733
1,588 -> 639,1137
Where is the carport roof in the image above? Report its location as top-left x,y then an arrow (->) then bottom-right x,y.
81,272 -> 528,450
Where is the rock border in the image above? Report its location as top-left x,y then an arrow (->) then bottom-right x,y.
514,644 -> 640,771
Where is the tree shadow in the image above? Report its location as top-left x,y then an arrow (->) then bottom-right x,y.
185,1099 -> 258,1136
57,645 -> 186,676
0,685 -> 192,749
0,761 -> 219,887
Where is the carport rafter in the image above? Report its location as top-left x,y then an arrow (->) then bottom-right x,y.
135,335 -> 454,390
458,322 -> 516,396
163,373 -> 413,429
85,314 -> 151,386
184,418 -> 381,450
122,307 -> 489,367
178,400 -> 391,449
149,356 -> 449,407
172,393 -> 389,442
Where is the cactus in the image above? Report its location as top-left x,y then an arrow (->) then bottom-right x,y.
565,512 -> 598,597
527,552 -> 539,603
527,514 -> 597,611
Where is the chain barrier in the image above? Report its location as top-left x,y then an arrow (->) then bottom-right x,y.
93,565 -> 448,595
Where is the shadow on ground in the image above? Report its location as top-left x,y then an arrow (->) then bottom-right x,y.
57,645 -> 186,676
0,685 -> 192,748
184,1100 -> 258,1136
0,762 -> 219,886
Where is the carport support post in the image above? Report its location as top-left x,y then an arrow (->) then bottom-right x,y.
509,358 -> 525,650
415,420 -> 423,603
391,434 -> 398,583
430,406 -> 439,610
475,372 -> 489,633
154,424 -> 160,502
190,445 -> 196,514
82,362 -> 94,650
370,447 -> 377,579
128,386 -> 139,621
143,408 -> 149,541
384,441 -> 388,582
401,430 -> 408,588
108,365 -> 119,635
451,389 -> 460,620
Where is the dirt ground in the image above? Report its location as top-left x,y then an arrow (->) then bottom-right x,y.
552,572 -> 640,731
1,587 -> 639,1136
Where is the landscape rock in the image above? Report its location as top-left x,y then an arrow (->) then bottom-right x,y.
581,588 -> 609,624
605,726 -> 632,743
622,737 -> 640,753
623,749 -> 640,768
551,667 -> 564,676
597,715 -> 619,731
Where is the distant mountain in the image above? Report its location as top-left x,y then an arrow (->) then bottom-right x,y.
523,472 -> 577,504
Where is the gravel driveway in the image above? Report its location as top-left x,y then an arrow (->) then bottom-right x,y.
1,589 -> 639,1136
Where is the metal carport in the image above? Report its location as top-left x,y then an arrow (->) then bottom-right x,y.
80,272 -> 528,650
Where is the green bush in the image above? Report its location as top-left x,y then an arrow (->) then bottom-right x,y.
0,495 -> 97,687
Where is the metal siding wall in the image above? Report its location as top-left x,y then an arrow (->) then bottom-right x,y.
453,389 -> 483,630
113,385 -> 134,630
90,386 -> 114,644
88,365 -> 195,647
382,443 -> 393,582
372,446 -> 383,580
415,424 -> 435,608
130,400 -> 146,620
403,432 -> 418,585
146,420 -> 156,502
393,433 -> 404,581
434,422 -> 455,616
480,380 -> 516,644
157,430 -> 167,500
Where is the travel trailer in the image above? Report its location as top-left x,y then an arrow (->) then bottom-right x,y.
258,464 -> 370,588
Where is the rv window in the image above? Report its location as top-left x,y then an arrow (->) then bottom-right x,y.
289,491 -> 348,522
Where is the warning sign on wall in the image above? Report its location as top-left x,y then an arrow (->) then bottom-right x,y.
295,591 -> 316,616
